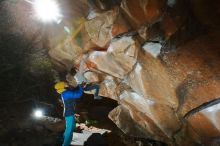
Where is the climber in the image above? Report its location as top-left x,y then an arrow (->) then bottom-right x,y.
54,81 -> 84,146
66,67 -> 102,100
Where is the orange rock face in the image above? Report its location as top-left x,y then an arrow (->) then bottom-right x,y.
128,52 -> 178,108
161,14 -> 178,39
188,112 -> 220,137
109,105 -> 174,144
163,33 -> 220,116
109,105 -> 151,138
108,32 -> 220,145
186,103 -> 220,145
121,0 -> 166,29
120,90 -> 181,138
111,10 -> 131,37
85,8 -> 130,48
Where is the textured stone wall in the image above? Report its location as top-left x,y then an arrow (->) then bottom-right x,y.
48,0 -> 220,145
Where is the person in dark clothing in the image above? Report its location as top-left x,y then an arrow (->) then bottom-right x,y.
54,81 -> 83,146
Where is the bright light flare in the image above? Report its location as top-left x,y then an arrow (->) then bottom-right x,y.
32,0 -> 62,22
34,109 -> 44,118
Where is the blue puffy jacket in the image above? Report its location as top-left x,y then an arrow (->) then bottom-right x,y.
61,86 -> 83,116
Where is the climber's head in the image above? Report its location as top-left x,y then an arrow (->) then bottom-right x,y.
54,81 -> 68,94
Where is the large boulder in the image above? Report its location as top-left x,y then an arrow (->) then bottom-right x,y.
119,90 -> 180,139
124,32 -> 220,145
109,105 -> 150,138
163,32 -> 220,116
108,36 -> 139,73
47,0 -> 220,145
127,47 -> 178,108
121,0 -> 166,29
85,8 -> 130,48
99,76 -> 120,101
109,105 -> 174,144
87,36 -> 139,78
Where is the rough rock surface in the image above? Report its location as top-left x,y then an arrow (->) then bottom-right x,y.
109,105 -> 149,138
48,0 -> 220,145
49,36 -> 83,70
86,36 -> 139,79
121,0 -> 166,29
120,90 -> 180,138
85,7 -> 130,48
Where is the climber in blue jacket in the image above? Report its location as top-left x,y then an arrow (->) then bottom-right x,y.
55,81 -> 83,146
